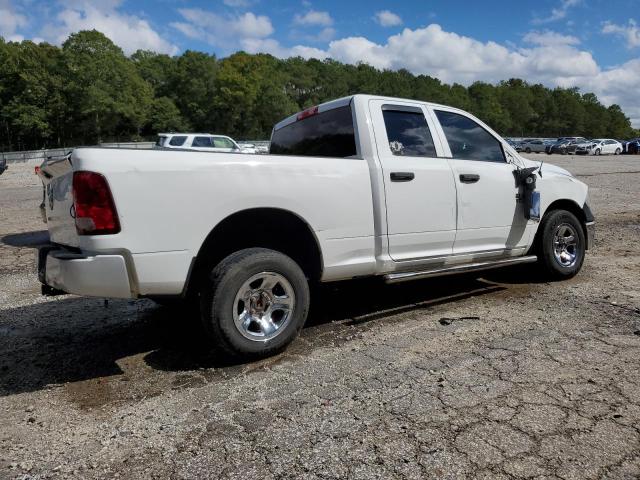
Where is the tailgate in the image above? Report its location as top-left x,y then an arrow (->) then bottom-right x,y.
38,153 -> 79,247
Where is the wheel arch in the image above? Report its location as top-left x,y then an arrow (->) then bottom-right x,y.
184,207 -> 324,298
531,199 -> 590,253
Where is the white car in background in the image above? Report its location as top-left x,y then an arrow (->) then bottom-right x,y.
589,139 -> 623,155
156,133 -> 257,154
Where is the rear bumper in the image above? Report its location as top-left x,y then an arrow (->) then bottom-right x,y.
38,246 -> 133,298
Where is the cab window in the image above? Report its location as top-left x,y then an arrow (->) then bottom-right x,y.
435,110 -> 505,163
382,107 -> 436,157
192,136 -> 214,147
168,136 -> 187,147
270,105 -> 357,157
213,137 -> 235,148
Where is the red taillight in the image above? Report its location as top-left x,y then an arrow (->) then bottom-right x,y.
297,106 -> 318,121
72,171 -> 120,235
34,166 -> 41,175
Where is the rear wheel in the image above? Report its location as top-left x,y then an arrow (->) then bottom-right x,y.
525,147 -> 531,153
200,248 -> 310,359
536,210 -> 585,279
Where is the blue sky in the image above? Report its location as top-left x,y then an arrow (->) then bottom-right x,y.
2,0 -> 640,124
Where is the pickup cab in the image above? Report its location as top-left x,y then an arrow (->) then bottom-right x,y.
37,95 -> 595,358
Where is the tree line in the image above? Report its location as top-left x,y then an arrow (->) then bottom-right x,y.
1,30 -> 637,152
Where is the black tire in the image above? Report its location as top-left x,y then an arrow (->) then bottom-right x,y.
200,248 -> 310,359
536,210 -> 585,280
615,148 -> 621,155
595,148 -> 601,156
525,147 -> 531,153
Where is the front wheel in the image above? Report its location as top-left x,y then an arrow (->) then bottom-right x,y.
200,248 -> 310,359
615,148 -> 621,155
595,148 -> 601,156
525,147 -> 531,153
536,210 -> 585,279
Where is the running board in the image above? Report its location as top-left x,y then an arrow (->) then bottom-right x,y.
384,255 -> 538,284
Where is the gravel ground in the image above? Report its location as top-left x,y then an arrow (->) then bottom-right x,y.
1,154 -> 639,479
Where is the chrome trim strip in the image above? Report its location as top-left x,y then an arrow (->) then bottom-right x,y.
384,255 -> 538,284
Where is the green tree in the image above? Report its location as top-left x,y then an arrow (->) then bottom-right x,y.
62,30 -> 152,143
147,97 -> 186,133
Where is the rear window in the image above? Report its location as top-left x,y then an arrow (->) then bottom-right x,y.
270,105 -> 357,158
169,136 -> 187,146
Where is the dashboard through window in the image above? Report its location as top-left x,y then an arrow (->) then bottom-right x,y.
213,137 -> 234,148
382,107 -> 436,157
435,110 -> 505,163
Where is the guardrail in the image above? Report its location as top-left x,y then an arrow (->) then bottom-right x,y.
0,148 -> 72,164
1,140 -> 273,163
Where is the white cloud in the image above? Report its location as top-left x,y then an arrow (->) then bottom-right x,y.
602,19 -> 640,49
39,1 -> 178,55
249,23 -> 638,126
241,37 -> 328,59
223,0 -> 256,7
0,0 -> 28,41
293,10 -> 333,27
533,0 -> 581,24
522,30 -> 580,46
171,9 -> 272,51
313,27 -> 336,42
374,10 -> 402,28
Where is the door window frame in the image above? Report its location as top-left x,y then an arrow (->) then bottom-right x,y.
368,99 -> 447,159
426,106 -> 510,164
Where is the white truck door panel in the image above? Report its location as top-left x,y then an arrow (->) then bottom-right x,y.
447,160 -> 527,252
369,100 -> 457,261
431,108 -> 528,254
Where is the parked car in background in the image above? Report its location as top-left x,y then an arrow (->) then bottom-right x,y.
36,94 -> 594,359
546,137 -> 588,155
519,138 -> 547,153
0,155 -> 6,175
575,140 -> 596,155
624,138 -> 640,154
506,139 -> 527,152
589,139 -> 623,155
156,133 -> 257,154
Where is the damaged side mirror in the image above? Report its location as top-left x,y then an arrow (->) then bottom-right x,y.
514,167 -> 541,221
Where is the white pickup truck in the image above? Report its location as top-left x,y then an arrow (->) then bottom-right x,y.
37,95 -> 594,358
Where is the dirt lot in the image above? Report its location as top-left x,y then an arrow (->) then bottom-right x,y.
1,154 -> 639,479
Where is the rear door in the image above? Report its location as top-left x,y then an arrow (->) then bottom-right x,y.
369,100 -> 457,261
430,108 -> 528,254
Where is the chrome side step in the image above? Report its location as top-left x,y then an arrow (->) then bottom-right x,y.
384,255 -> 538,284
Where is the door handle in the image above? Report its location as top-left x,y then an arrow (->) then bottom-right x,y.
390,172 -> 415,182
459,174 -> 480,183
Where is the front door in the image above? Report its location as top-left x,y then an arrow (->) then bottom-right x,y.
431,108 -> 528,254
369,100 -> 457,261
